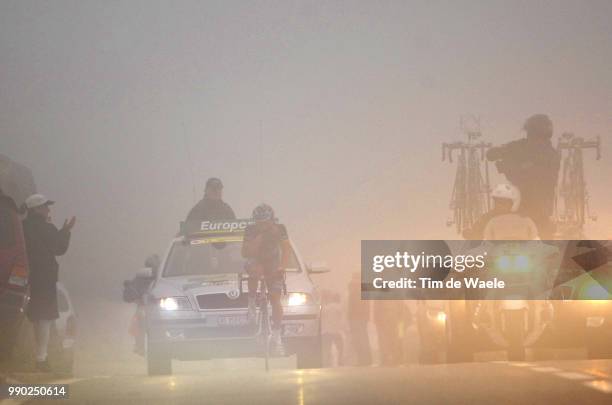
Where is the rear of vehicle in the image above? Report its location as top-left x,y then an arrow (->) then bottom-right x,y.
144,220 -> 322,375
0,195 -> 29,362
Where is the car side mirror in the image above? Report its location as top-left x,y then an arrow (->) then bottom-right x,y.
135,268 -> 154,279
144,254 -> 160,270
307,261 -> 331,274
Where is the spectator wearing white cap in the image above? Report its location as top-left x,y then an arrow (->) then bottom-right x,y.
22,193 -> 76,372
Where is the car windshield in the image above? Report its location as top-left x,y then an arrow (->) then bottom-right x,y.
163,238 -> 301,277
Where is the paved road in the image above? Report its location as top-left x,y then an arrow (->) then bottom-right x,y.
11,359 -> 611,404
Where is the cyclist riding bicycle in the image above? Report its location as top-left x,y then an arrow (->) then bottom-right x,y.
241,204 -> 292,355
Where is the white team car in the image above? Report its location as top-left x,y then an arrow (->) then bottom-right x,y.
141,219 -> 328,375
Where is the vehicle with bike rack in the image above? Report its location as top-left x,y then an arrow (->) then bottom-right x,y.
141,219 -> 326,376
418,122 -> 609,363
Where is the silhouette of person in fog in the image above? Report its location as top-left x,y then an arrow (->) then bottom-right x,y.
347,272 -> 372,366
486,114 -> 560,238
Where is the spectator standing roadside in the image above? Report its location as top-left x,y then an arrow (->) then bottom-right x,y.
373,300 -> 409,366
22,194 -> 75,372
347,272 -> 371,366
321,291 -> 345,367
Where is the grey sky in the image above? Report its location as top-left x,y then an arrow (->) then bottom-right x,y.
1,1 -> 611,294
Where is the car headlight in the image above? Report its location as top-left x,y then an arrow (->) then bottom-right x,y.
159,296 -> 192,311
285,293 -> 311,306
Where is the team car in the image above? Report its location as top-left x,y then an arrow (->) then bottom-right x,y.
0,191 -> 29,363
140,219 -> 328,375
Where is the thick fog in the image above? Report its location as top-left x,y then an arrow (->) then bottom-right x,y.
2,0 -> 612,303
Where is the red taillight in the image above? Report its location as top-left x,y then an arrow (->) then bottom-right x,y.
66,315 -> 77,337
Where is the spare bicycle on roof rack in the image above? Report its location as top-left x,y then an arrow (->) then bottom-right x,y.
442,117 -> 492,236
554,133 -> 601,239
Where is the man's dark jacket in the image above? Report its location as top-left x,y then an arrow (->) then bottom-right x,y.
488,138 -> 560,217
185,198 -> 236,222
22,212 -> 71,320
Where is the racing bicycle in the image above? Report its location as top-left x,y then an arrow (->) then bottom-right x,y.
442,127 -> 492,235
240,273 -> 277,372
555,133 -> 601,238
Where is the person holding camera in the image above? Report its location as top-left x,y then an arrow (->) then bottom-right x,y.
486,114 -> 560,239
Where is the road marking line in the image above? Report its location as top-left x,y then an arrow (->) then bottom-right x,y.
52,377 -> 85,385
2,399 -> 26,405
583,380 -> 612,394
582,369 -> 611,380
508,362 -> 534,367
1,377 -> 26,405
2,378 -> 27,405
531,367 -> 561,373
554,372 -> 593,381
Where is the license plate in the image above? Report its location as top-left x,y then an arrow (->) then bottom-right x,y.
217,315 -> 248,327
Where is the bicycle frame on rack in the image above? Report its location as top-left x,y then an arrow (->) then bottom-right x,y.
442,131 -> 492,235
555,133 -> 601,238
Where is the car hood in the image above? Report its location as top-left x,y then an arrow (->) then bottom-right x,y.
151,272 -> 313,298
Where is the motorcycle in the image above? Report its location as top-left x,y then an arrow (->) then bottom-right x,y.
472,241 -> 559,360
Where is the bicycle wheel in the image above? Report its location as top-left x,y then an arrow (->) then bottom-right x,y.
258,281 -> 271,372
263,311 -> 270,372
451,153 -> 467,234
573,152 -> 586,226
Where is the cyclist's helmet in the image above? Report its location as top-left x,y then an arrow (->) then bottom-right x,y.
252,203 -> 275,222
491,183 -> 521,212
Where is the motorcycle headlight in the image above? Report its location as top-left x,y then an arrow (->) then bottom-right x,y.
515,255 -> 531,271
496,255 -> 512,271
285,293 -> 311,306
159,296 -> 192,311
496,255 -> 531,272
